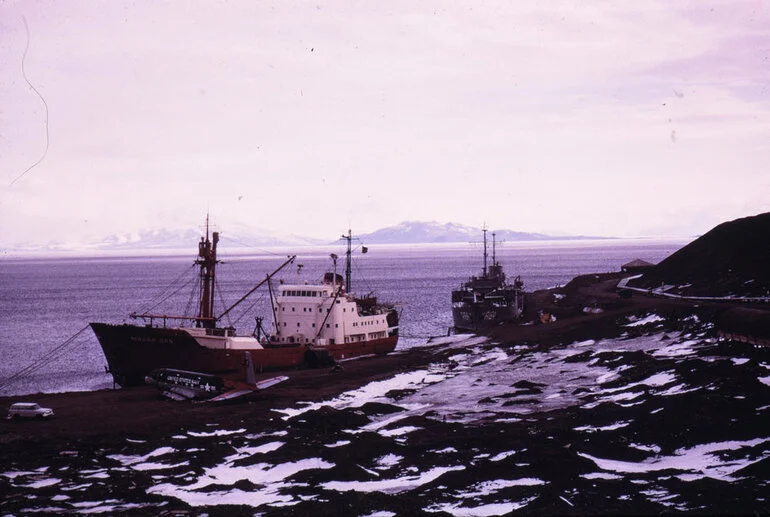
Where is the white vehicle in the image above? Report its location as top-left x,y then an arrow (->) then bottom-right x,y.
7,402 -> 54,420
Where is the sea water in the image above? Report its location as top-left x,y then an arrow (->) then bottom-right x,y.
0,239 -> 684,396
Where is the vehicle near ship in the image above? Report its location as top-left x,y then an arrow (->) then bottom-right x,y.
452,229 -> 525,331
7,402 -> 54,420
145,351 -> 289,402
90,220 -> 399,387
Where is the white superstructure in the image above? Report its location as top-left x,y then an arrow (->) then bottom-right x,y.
270,275 -> 391,347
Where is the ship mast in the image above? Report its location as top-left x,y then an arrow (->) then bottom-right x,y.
492,231 -> 497,266
196,215 -> 219,328
342,229 -> 353,293
482,228 -> 488,278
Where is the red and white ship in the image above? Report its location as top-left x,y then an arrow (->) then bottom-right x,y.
91,222 -> 399,387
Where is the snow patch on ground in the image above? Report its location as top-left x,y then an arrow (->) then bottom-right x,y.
625,314 -> 665,327
323,465 -> 465,494
187,428 -> 245,438
107,447 -> 176,467
426,497 -> 538,516
579,437 -> 770,481
148,458 -> 334,507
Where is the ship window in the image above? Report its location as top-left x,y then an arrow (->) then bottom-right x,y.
335,324 -> 339,328
292,307 -> 295,312
312,291 -> 317,297
343,308 -> 346,312
283,322 -> 287,327
297,322 -> 300,327
326,324 -> 330,328
312,323 -> 316,328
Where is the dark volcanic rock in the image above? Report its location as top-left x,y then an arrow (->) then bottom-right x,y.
629,212 -> 770,297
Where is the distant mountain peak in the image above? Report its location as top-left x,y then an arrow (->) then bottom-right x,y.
355,221 -> 603,244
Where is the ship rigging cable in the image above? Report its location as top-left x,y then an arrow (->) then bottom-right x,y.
136,263 -> 197,316
0,325 -> 90,392
227,290 -> 268,328
215,277 -> 232,327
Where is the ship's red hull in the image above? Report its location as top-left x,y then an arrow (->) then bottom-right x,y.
311,336 -> 399,362
90,323 -> 397,387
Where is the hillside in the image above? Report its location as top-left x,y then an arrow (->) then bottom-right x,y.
627,212 -> 770,297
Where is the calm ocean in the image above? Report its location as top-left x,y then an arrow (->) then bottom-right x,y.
0,239 -> 686,396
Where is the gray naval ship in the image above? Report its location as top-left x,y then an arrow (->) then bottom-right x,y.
451,229 -> 525,331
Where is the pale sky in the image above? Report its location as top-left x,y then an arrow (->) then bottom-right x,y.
1,0 -> 769,247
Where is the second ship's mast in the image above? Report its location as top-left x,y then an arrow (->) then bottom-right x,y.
482,228 -> 488,278
341,229 -> 353,293
196,216 -> 219,327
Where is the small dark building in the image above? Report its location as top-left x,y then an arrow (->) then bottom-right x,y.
621,259 -> 655,274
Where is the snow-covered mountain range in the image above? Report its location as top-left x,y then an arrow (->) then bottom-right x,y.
355,221 -> 604,244
2,221 -> 607,255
